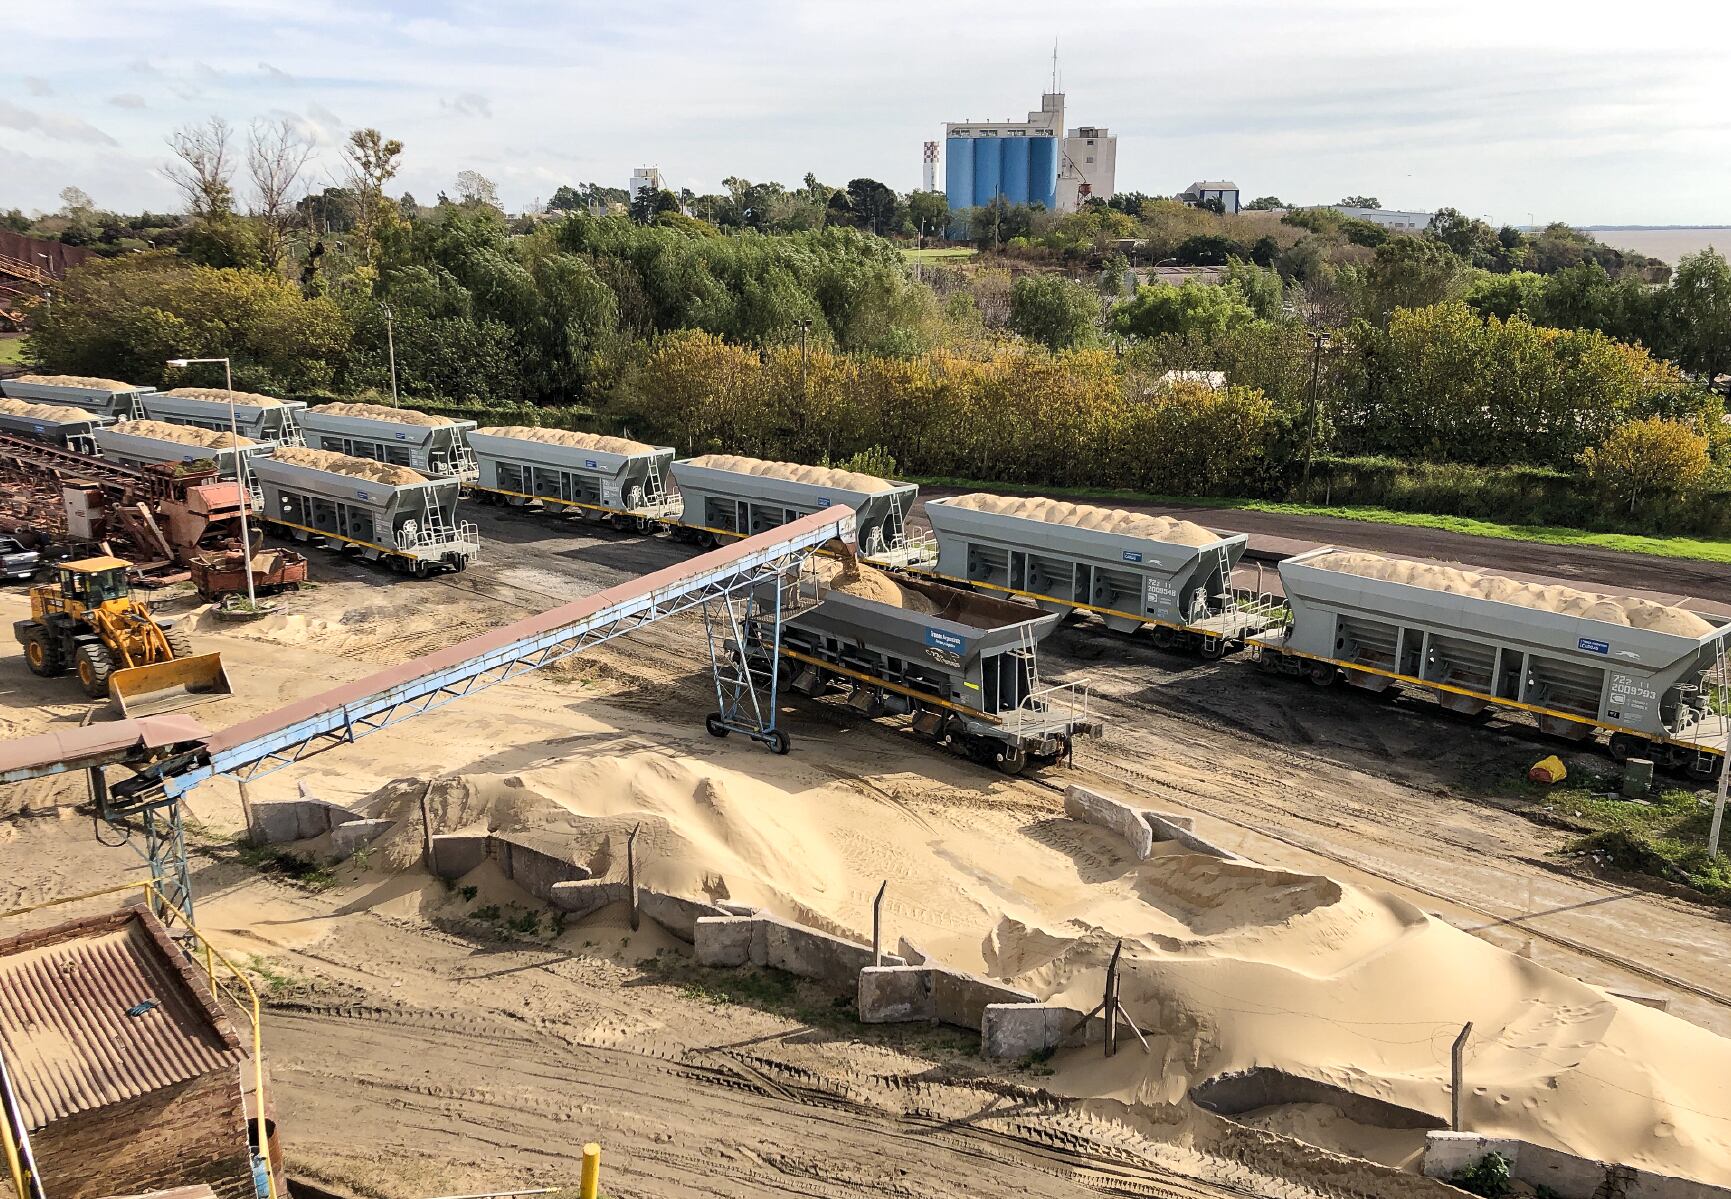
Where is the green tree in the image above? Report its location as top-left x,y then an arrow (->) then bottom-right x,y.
547,185 -> 584,212
1663,249 -> 1731,387
1427,207 -> 1502,268
906,189 -> 949,238
1223,258 -> 1284,320
1580,417 -> 1711,512
1338,195 -> 1381,209
1359,236 -> 1463,321
1242,196 -> 1285,211
629,187 -> 679,225
1111,280 -> 1256,341
343,127 -> 406,262
1008,274 -> 1100,350
844,178 -> 898,237
1465,271 -> 1545,321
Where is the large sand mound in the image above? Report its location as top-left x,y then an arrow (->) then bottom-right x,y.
272,446 -> 427,486
946,493 -> 1220,548
116,419 -> 253,449
161,386 -> 284,408
685,453 -> 893,493
312,401 -> 453,427
14,373 -> 136,392
0,397 -> 94,424
1314,551 -> 1715,637
476,426 -> 657,456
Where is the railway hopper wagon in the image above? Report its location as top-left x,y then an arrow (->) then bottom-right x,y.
91,421 -> 270,484
469,427 -> 678,527
923,494 -> 1276,655
250,448 -> 478,575
299,403 -> 477,481
0,398 -> 113,453
1,375 -> 152,421
143,388 -> 307,446
1259,547 -> 1731,776
669,454 -> 920,556
739,567 -> 1100,774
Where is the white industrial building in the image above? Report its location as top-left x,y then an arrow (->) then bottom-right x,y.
1058,124 -> 1116,212
942,92 -> 1116,214
1332,206 -> 1434,232
628,167 -> 667,203
1177,181 -> 1240,214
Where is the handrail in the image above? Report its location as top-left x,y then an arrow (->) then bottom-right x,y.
0,882 -> 276,1199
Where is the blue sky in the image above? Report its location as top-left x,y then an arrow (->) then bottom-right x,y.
6,0 -> 1729,225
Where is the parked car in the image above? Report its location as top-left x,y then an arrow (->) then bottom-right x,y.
0,536 -> 41,582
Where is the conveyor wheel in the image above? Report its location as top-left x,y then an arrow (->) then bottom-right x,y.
704,713 -> 729,738
767,729 -> 790,755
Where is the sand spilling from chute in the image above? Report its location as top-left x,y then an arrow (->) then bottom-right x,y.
312,401 -> 454,427
13,373 -> 137,392
945,493 -> 1220,548
811,556 -> 941,613
160,386 -> 284,407
477,426 -> 657,455
0,397 -> 96,424
685,453 -> 893,493
116,419 -> 254,449
1314,550 -> 1715,636
271,446 -> 427,486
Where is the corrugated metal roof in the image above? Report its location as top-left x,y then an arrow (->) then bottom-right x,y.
0,908 -> 243,1130
0,714 -> 209,781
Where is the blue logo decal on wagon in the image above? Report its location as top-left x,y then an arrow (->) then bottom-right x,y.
585,459 -> 598,468
924,627 -> 967,654
1122,550 -> 1144,563
1578,637 -> 1610,654
355,490 -> 371,501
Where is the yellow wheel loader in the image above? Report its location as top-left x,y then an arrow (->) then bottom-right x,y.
13,556 -> 232,716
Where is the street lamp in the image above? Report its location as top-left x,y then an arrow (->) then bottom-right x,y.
165,357 -> 257,611
380,303 -> 399,407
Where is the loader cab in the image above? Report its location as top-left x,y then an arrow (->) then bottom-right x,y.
51,558 -> 133,613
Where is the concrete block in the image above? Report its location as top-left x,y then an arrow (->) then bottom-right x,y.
896,936 -> 931,966
759,917 -> 906,986
1147,811 -> 1194,832
428,834 -> 489,880
931,969 -> 1036,1031
1145,810 -> 1241,860
1064,784 -> 1153,860
694,916 -> 758,968
716,901 -> 757,917
637,891 -> 728,942
858,966 -> 934,1023
547,879 -> 627,918
330,819 -> 393,856
495,838 -> 589,899
981,1003 -> 1087,1060
1624,758 -> 1656,797
249,797 -> 359,844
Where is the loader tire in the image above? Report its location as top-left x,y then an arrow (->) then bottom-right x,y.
75,643 -> 114,698
165,626 -> 195,660
23,628 -> 64,678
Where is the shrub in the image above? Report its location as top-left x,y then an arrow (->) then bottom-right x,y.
1580,417 -> 1711,512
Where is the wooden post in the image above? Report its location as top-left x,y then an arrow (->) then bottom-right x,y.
417,781 -> 434,869
1104,942 -> 1122,1058
237,779 -> 255,846
871,881 -> 887,967
627,825 -> 640,932
1451,1022 -> 1473,1131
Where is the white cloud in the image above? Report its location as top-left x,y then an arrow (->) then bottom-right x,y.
108,94 -> 148,110
440,93 -> 492,120
25,78 -> 53,97
0,101 -> 119,147
259,61 -> 293,82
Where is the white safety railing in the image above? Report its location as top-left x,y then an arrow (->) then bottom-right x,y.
1001,678 -> 1094,737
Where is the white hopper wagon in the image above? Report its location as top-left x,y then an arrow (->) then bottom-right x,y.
668,454 -> 922,557
250,450 -> 478,575
1260,547 -> 1731,776
142,388 -> 307,446
468,427 -> 678,529
922,494 -> 1279,656
91,422 -> 271,484
298,403 -> 477,481
0,399 -> 113,453
1,375 -> 153,421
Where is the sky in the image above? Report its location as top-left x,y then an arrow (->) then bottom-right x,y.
5,0 -> 1730,227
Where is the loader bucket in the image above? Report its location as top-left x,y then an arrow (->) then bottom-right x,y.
108,652 -> 234,717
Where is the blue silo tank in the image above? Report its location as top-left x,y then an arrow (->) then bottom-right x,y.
972,137 -> 1002,207
1029,137 -> 1058,210
945,137 -> 974,217
1001,138 -> 1031,206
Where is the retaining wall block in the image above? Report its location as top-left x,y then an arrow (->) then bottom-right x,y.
1064,784 -> 1153,860
694,916 -> 758,968
980,1003 -> 1089,1060
548,879 -> 628,918
1417,1133 -> 1731,1199
249,798 -> 357,844
931,969 -> 1037,1031
858,967 -> 935,1023
330,819 -> 394,857
758,917 -> 906,986
638,892 -> 729,943
1144,811 -> 1241,860
496,839 -> 590,900
428,834 -> 489,880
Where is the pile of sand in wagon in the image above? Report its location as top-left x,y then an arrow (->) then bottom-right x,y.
160,386 -> 283,408
118,419 -> 254,449
271,446 -> 427,486
476,426 -> 657,456
811,556 -> 941,614
946,493 -> 1220,548
14,373 -> 136,392
1314,551 -> 1715,637
0,397 -> 95,424
685,453 -> 892,493
312,401 -> 454,427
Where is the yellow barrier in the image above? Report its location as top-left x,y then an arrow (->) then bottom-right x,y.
0,882 -> 277,1199
580,1143 -> 601,1199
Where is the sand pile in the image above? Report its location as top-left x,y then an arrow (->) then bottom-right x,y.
272,446 -> 427,486
14,373 -> 136,392
312,402 -> 453,427
685,453 -> 892,493
0,397 -> 94,424
161,386 -> 283,408
117,419 -> 253,449
812,557 -> 941,613
476,426 -> 656,455
947,493 -> 1219,548
1314,551 -> 1715,637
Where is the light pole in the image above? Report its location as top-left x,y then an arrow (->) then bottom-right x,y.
166,356 -> 257,610
381,303 -> 399,407
1300,331 -> 1331,486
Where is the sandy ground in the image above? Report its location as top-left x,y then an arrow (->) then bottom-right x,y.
5,503 -> 1731,1197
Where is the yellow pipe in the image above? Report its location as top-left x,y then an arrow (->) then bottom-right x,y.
0,1102 -> 25,1199
580,1143 -> 601,1199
